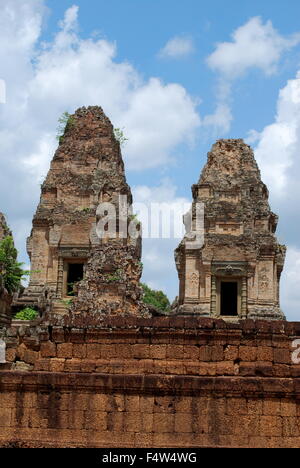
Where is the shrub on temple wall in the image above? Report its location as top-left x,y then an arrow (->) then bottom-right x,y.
141,283 -> 170,312
0,236 -> 27,294
14,308 -> 38,321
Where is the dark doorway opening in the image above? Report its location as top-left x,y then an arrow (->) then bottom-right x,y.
67,263 -> 84,296
220,281 -> 238,316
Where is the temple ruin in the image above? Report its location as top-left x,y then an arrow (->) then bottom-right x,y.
17,106 -> 146,319
175,139 -> 286,320
1,110 -> 300,449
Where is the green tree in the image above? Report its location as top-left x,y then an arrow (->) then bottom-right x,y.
56,111 -> 75,144
141,283 -> 170,312
14,308 -> 38,321
113,127 -> 128,147
0,236 -> 28,294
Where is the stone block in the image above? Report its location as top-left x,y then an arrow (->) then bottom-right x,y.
57,343 -> 73,359
239,345 -> 257,362
273,348 -> 291,365
40,341 -> 56,358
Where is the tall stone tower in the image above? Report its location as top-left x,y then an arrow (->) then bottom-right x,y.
19,106 -> 146,318
175,139 -> 286,320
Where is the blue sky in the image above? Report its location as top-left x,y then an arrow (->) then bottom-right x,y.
1,0 -> 300,319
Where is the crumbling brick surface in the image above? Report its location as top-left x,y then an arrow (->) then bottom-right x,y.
1,317 -> 299,376
1,318 -> 300,447
0,371 -> 300,448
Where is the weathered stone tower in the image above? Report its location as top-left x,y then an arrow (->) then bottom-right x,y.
19,106 -> 146,318
175,139 -> 286,320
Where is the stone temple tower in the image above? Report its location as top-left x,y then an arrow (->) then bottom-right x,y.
18,106 -> 146,318
175,139 -> 286,320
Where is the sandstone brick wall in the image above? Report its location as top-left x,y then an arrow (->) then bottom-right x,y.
0,292 -> 12,326
1,318 -> 300,448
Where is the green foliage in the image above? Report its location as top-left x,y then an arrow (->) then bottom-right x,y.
67,282 -> 75,296
14,308 -> 38,321
105,269 -> 123,282
56,111 -> 75,143
113,127 -> 128,147
128,213 -> 139,222
0,236 -> 28,294
141,283 -> 170,312
61,298 -> 74,307
128,213 -> 142,230
67,281 -> 80,296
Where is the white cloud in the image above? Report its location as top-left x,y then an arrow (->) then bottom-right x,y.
0,1 -> 201,181
0,1 -> 201,266
133,177 -> 189,205
59,4 -> 79,32
250,71 -> 300,198
205,17 -> 300,135
158,36 -> 195,59
207,16 -> 300,79
121,79 -> 200,169
281,247 -> 300,321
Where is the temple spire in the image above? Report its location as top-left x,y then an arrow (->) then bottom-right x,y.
175,139 -> 286,320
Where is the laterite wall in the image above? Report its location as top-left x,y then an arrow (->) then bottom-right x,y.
1,317 -> 300,448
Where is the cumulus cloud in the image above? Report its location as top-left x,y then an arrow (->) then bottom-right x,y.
249,71 -> 300,199
0,1 -> 200,265
158,36 -> 195,59
60,4 -> 79,32
281,247 -> 300,320
207,17 -> 300,79
205,17 -> 300,134
120,79 -> 200,169
247,71 -> 300,320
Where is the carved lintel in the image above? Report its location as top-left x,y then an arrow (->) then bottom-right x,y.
58,248 -> 89,259
212,261 -> 248,277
